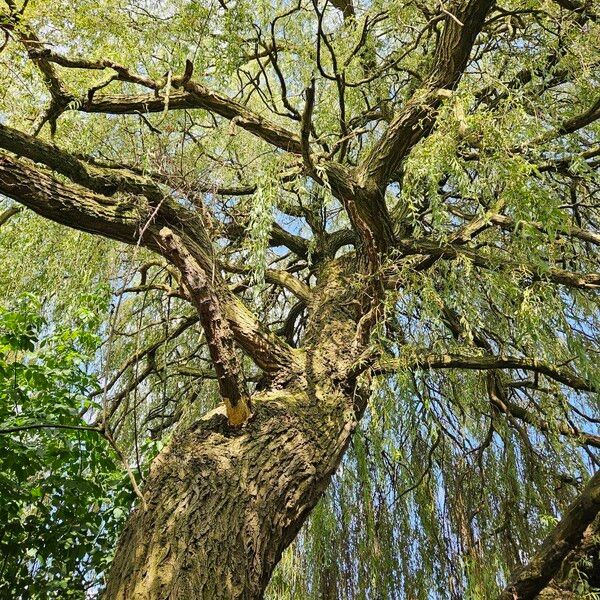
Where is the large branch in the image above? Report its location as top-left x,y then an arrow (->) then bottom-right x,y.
18,46 -> 398,263
376,353 -> 597,393
498,470 -> 600,600
0,153 -> 299,375
0,122 -> 162,199
360,0 -> 495,187
0,153 -> 149,244
432,306 -> 600,446
157,227 -> 251,426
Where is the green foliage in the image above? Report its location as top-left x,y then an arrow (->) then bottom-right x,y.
1,0 -> 599,597
0,293 -> 132,599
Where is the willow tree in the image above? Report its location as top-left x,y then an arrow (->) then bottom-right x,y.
0,0 -> 599,597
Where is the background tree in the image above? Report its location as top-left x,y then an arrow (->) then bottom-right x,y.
0,0 -> 599,598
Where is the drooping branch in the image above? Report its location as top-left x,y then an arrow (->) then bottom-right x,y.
300,78 -> 317,176
376,353 -> 597,393
90,315 -> 199,401
492,393 -> 600,448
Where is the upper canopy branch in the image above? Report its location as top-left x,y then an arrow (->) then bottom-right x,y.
359,0 -> 495,188
34,47 -> 303,154
1,3 -> 64,98
4,37 -> 302,152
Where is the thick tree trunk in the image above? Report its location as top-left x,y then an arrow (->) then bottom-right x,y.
104,259 -> 368,599
103,385 -> 363,599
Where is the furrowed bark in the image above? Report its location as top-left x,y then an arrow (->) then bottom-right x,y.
537,517 -> 600,599
103,386 -> 363,600
103,259 -> 368,600
499,470 -> 600,600
0,122 -> 162,199
0,154 -> 149,245
323,162 -> 396,267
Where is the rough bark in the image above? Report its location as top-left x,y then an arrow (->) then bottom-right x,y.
103,259 -> 367,599
103,385 -> 363,600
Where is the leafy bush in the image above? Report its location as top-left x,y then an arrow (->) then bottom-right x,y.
0,294 -> 132,598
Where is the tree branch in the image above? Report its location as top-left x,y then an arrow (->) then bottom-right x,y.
80,87 -> 302,154
376,353 -> 597,393
156,227 -> 251,426
360,0 -> 495,187
0,422 -> 101,434
0,204 -> 21,227
223,263 -> 312,303
393,238 -> 600,290
499,470 -> 600,600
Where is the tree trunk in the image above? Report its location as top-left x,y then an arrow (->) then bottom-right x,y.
103,385 -> 362,599
104,259 -> 368,599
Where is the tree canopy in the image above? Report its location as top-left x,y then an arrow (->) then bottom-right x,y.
0,0 -> 599,598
